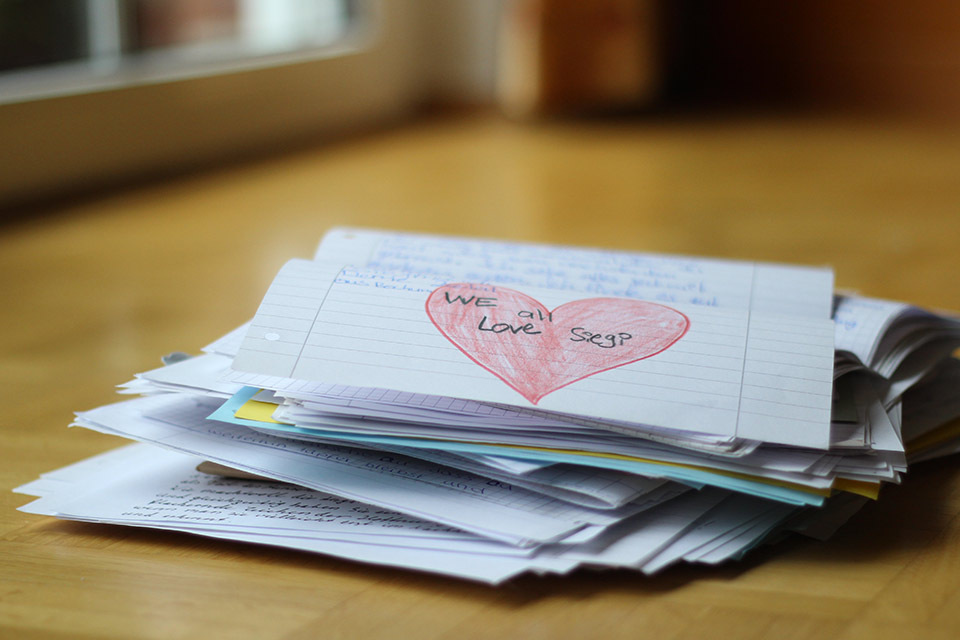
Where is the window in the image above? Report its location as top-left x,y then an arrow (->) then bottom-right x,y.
0,0 -> 355,104
0,0 -> 425,206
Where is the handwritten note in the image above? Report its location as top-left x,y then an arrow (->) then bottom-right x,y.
233,259 -> 836,448
833,296 -> 909,368
317,228 -> 835,318
71,459 -> 469,538
16,444 -> 562,583
426,284 -> 690,404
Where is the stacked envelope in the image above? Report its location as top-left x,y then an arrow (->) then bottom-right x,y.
15,228 -> 960,583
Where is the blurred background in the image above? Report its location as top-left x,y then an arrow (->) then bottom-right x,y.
2,0 -> 959,210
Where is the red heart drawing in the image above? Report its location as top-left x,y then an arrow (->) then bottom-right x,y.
426,284 -> 690,404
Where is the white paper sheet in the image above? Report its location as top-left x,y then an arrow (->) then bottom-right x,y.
15,445 -> 556,583
233,260 -> 835,447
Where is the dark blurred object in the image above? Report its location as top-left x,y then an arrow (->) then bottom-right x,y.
499,0 -> 960,118
0,0 -> 88,73
666,1 -> 960,115
497,0 -> 661,117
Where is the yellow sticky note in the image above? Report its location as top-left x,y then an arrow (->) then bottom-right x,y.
234,399 -> 288,424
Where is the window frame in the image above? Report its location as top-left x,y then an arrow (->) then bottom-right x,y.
0,0 -> 425,207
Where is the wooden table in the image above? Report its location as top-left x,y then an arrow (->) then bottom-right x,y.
3,112 -> 960,639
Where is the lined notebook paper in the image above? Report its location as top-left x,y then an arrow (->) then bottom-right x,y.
233,258 -> 836,448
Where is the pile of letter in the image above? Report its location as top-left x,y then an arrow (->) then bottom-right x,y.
16,228 -> 960,583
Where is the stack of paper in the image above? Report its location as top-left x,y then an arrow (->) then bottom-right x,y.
16,229 -> 960,583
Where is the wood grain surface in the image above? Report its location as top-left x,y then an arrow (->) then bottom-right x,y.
3,113 -> 960,640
